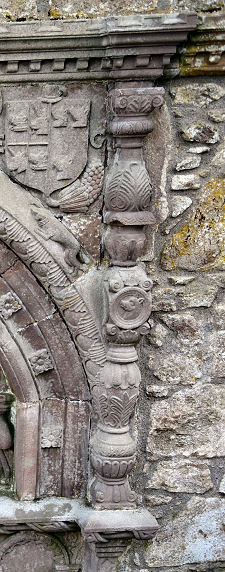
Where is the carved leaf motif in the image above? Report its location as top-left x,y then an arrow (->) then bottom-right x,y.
105,162 -> 152,212
96,391 -> 137,427
121,393 -> 137,426
59,163 -> 104,213
98,394 -> 108,421
0,208 -> 69,288
108,395 -> 124,427
126,96 -> 150,113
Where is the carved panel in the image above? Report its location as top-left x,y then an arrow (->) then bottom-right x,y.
28,349 -> 54,376
0,85 -> 105,217
41,426 -> 63,448
0,292 -> 22,320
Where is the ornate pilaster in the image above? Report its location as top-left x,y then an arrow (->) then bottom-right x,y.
90,83 -> 164,509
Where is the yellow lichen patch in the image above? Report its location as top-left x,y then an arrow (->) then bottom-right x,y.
161,178 -> 225,272
48,6 -> 62,19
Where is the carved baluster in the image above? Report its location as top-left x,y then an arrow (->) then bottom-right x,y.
90,84 -> 164,509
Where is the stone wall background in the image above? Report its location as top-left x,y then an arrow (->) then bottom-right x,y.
0,0 -> 223,21
0,0 -> 224,570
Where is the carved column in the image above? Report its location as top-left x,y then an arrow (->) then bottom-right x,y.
90,83 -> 164,509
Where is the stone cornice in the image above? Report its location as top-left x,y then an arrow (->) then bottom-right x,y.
180,13 -> 225,76
0,13 -> 197,82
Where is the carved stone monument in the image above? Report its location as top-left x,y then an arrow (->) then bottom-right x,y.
0,13 -> 197,572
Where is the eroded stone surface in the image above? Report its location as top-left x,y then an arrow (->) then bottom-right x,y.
171,84 -> 225,107
148,352 -> 202,384
146,384 -> 169,398
147,383 -> 225,458
212,144 -> 225,172
144,493 -> 173,506
209,110 -> 225,122
145,460 -> 213,493
219,475 -> 225,493
160,312 -> 199,337
148,324 -> 168,347
187,146 -> 210,154
145,497 -> 225,567
181,123 -> 219,144
162,178 -> 225,271
171,174 -> 201,191
175,155 -> 201,171
170,195 -> 192,217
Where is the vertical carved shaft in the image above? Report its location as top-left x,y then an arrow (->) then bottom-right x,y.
90,83 -> 164,509
0,393 -> 14,484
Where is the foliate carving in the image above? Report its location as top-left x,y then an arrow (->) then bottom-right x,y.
103,86 -> 164,269
111,91 -> 165,115
100,360 -> 141,390
0,393 -> 14,484
104,162 -> 152,213
0,291 -> 22,319
41,426 -> 63,448
58,162 -> 104,213
90,264 -> 153,505
54,284 -> 106,387
28,349 -> 54,376
93,388 -> 138,428
104,225 -> 146,266
0,207 -> 71,289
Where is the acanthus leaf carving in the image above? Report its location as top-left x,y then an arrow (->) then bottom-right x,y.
104,161 -> 152,213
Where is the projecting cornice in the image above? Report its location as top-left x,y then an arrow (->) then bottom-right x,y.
0,12 -> 197,82
180,13 -> 225,76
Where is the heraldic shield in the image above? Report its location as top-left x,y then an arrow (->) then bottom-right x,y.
0,86 -> 90,198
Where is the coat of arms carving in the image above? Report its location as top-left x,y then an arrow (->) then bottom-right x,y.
0,85 -> 105,211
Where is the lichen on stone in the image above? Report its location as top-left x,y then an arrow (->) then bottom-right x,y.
161,178 -> 225,271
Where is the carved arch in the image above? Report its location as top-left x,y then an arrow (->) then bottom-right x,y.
0,240 -> 91,500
